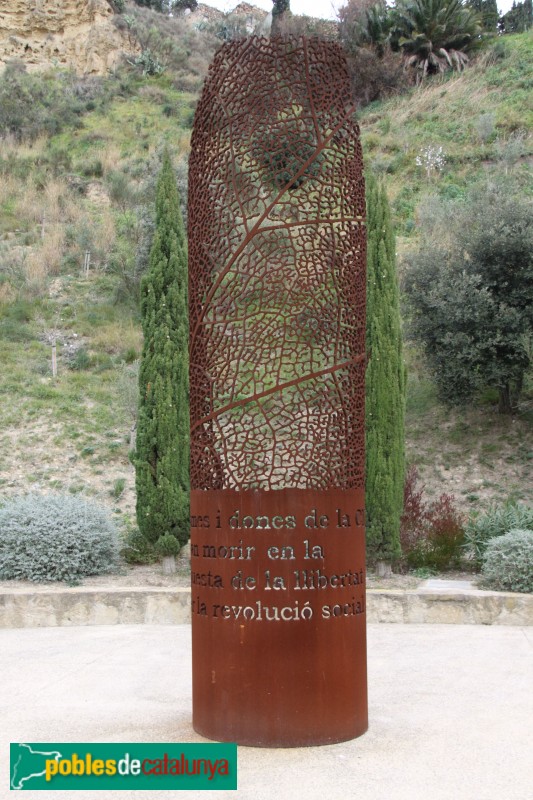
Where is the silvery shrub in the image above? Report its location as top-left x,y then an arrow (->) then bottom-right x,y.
0,494 -> 120,582
481,529 -> 533,594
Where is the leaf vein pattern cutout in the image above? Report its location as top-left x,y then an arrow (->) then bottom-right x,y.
189,36 -> 366,492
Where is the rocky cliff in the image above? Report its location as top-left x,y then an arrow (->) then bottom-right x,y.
0,0 -> 135,74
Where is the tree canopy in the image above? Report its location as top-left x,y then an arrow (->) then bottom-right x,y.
392,0 -> 483,75
499,0 -> 533,33
271,0 -> 291,35
339,0 -> 484,80
403,182 -> 533,413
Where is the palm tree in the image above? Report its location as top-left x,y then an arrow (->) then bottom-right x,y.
365,2 -> 395,55
393,0 -> 483,76
339,0 -> 393,56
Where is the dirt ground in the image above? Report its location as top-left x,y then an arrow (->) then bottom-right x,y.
0,559 -> 478,593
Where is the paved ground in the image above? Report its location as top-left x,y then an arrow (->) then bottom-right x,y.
2,624 -> 532,800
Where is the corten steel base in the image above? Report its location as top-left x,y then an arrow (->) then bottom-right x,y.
189,37 -> 367,747
191,488 -> 368,747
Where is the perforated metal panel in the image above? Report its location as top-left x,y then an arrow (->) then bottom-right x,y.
189,36 -> 366,493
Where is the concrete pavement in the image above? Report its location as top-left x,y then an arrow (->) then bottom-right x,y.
1,624 -> 532,800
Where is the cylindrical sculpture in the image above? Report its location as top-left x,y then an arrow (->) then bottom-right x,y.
189,36 -> 367,747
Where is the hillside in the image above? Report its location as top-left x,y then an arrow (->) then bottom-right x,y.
0,0 -> 135,74
359,32 -> 533,507
0,15 -> 531,536
359,33 -> 533,236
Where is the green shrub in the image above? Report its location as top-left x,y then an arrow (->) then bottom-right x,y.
120,526 -> 158,565
481,529 -> 533,593
464,502 -> 533,565
4,300 -> 33,323
111,478 -> 126,500
129,50 -> 165,76
93,353 -> 114,372
69,348 -> 92,371
122,347 -> 138,364
123,3 -> 217,84
0,494 -> 120,582
0,66 -> 108,142
485,38 -> 508,63
0,318 -> 34,343
343,45 -> 410,109
155,533 -> 181,557
81,159 -> 104,178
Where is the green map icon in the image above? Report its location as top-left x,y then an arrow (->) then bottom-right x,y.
10,743 -> 62,790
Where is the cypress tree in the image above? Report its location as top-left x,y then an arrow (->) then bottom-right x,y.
365,173 -> 406,575
271,0 -> 291,35
135,152 -> 189,547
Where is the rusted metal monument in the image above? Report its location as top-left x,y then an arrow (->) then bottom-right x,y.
189,37 -> 367,747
